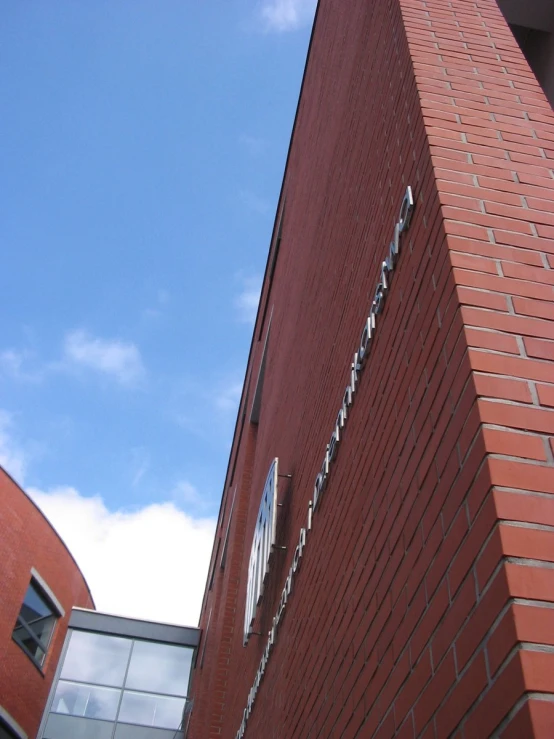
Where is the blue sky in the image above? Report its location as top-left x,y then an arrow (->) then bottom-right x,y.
1,0 -> 315,624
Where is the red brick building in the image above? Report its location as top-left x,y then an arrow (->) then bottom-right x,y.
0,468 -> 94,738
189,0 -> 554,737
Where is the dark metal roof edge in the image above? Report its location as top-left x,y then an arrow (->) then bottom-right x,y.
69,608 -> 201,648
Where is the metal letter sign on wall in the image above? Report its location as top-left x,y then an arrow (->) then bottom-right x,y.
244,458 -> 279,644
235,187 -> 415,739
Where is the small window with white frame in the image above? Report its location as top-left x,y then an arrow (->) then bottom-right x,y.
12,572 -> 63,669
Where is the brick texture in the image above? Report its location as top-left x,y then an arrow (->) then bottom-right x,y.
188,0 -> 554,737
0,469 -> 94,737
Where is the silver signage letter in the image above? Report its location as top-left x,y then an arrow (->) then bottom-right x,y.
398,186 -> 414,233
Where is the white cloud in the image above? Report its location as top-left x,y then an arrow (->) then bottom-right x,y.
157,289 -> 170,306
0,349 -> 44,383
238,189 -> 271,216
0,410 -> 26,484
142,289 -> 171,322
0,412 -> 215,625
171,479 -> 211,513
235,275 -> 262,325
260,0 -> 317,32
0,349 -> 25,377
29,486 -> 216,626
141,308 -> 162,321
63,330 -> 145,386
214,380 -> 243,414
130,447 -> 150,488
239,134 -> 266,157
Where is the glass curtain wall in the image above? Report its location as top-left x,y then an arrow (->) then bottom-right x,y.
42,630 -> 193,739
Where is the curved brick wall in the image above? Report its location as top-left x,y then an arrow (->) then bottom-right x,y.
0,467 -> 94,738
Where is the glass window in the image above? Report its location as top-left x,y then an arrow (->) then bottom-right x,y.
51,681 -> 120,721
114,725 -> 183,739
12,579 -> 58,666
118,692 -> 186,730
61,631 -> 132,687
125,642 -> 192,697
0,722 -> 18,739
44,714 -> 114,739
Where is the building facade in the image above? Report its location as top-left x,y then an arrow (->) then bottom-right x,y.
38,609 -> 200,739
0,468 -> 94,738
0,465 -> 201,739
188,1 -> 554,737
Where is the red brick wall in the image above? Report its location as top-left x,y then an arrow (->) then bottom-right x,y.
0,469 -> 94,737
189,1 -> 554,737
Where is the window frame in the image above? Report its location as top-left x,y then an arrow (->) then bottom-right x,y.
12,570 -> 64,670
0,706 -> 28,739
50,679 -> 121,721
45,630 -> 194,732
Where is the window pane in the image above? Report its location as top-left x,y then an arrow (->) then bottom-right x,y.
118,692 -> 186,730
22,582 -> 54,619
114,725 -> 183,739
12,621 -> 46,663
27,613 -> 56,646
0,721 -> 18,739
13,581 -> 57,663
19,583 -> 56,645
44,714 -> 114,739
125,642 -> 192,696
52,680 -> 120,720
61,630 -> 132,687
